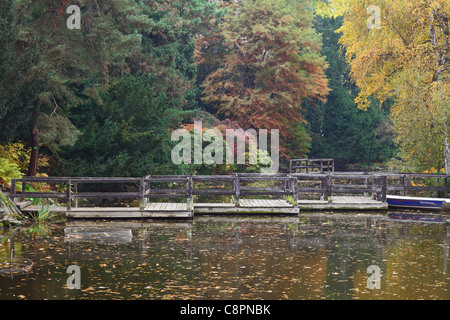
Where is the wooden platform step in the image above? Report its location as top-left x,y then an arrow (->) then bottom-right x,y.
194,199 -> 299,215
298,196 -> 387,210
145,202 -> 188,211
23,203 -> 193,219
66,206 -> 193,219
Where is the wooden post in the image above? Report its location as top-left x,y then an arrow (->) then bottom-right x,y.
446,177 -> 449,198
373,176 -> 379,201
66,179 -> 72,211
374,176 -> 382,201
139,177 -> 145,211
320,175 -> 325,199
405,174 -> 410,196
22,179 -> 26,200
364,176 -> 369,197
10,179 -> 16,203
305,159 -> 309,173
285,177 -> 290,203
325,173 -> 332,202
234,174 -> 240,206
74,183 -> 78,208
381,175 -> 387,202
145,180 -> 150,208
400,175 -> 405,196
187,177 -> 193,211
292,177 -> 298,207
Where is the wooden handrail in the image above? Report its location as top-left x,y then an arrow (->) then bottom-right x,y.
9,172 -> 450,207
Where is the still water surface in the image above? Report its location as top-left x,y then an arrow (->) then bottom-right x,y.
0,213 -> 449,299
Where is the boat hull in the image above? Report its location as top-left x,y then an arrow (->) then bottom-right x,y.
386,195 -> 447,210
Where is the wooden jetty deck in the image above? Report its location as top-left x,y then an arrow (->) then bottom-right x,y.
298,196 -> 388,210
20,196 -> 382,217
21,199 -> 298,218
9,172 -> 450,219
21,203 -> 193,219
194,199 -> 299,215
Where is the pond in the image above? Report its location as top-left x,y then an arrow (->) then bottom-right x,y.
0,212 -> 449,300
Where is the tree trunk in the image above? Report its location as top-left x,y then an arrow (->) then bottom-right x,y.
445,123 -> 450,174
26,99 -> 41,177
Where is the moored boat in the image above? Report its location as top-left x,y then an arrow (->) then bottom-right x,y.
386,195 -> 450,211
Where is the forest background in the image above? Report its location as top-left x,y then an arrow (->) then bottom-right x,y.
0,0 -> 448,186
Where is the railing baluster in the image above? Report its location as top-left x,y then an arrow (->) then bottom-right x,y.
74,183 -> 78,208
187,177 -> 193,211
405,174 -> 410,196
22,179 -> 26,199
292,177 -> 298,207
67,179 -> 72,211
11,179 -> 16,203
139,177 -> 145,211
234,174 -> 240,206
381,175 -> 387,202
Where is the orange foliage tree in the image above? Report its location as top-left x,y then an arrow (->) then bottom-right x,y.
197,0 -> 329,153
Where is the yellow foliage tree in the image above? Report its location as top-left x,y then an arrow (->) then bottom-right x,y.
329,0 -> 450,173
0,143 -> 50,174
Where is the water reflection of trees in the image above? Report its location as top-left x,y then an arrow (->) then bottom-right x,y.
65,216 -> 394,299
2,215 -> 448,299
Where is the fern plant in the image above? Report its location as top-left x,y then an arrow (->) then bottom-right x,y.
0,157 -> 23,186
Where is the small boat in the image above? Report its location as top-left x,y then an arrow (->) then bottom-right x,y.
386,195 -> 450,211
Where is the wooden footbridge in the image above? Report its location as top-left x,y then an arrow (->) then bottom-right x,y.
8,171 -> 450,219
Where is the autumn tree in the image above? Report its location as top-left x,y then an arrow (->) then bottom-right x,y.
198,0 -> 329,152
335,0 -> 450,173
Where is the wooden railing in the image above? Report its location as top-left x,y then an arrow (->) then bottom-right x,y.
289,158 -> 335,173
9,172 -> 450,211
291,172 -> 387,201
383,173 -> 449,196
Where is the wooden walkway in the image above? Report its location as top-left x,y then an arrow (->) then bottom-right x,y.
21,203 -> 192,218
298,196 -> 388,210
22,199 -> 298,218
194,199 -> 298,215
10,172 -> 450,219
21,197 -> 385,218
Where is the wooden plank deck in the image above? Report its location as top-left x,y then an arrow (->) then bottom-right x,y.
20,196 -> 385,218
194,199 -> 299,215
22,203 -> 193,219
298,196 -> 387,210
